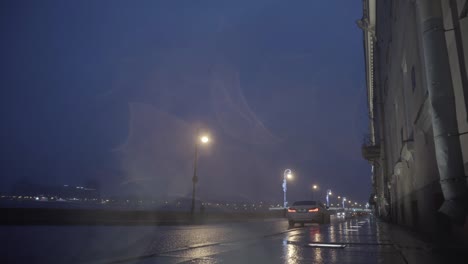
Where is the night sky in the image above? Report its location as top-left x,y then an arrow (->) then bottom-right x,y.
0,1 -> 370,204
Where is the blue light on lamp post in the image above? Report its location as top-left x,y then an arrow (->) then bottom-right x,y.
283,169 -> 293,208
326,189 -> 332,207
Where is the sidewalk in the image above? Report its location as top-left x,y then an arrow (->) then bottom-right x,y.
375,219 -> 468,264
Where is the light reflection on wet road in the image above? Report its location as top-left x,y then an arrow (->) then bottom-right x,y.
161,216 -> 404,264
1,216 -> 443,263
106,216 -> 406,264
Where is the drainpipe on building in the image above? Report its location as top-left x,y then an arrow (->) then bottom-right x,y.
416,0 -> 468,224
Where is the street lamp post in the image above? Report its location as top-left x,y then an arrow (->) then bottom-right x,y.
326,189 -> 332,208
342,197 -> 347,209
312,184 -> 318,200
190,131 -> 210,215
283,169 -> 293,208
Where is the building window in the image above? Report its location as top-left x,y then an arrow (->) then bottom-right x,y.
389,0 -> 393,20
411,200 -> 419,227
386,46 -> 390,65
384,78 -> 389,96
411,66 -> 416,92
401,127 -> 404,143
393,0 -> 399,23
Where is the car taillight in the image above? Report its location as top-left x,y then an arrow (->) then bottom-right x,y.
288,208 -> 296,213
308,208 -> 319,212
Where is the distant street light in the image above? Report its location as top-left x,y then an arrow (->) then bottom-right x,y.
342,197 -> 347,208
283,169 -> 293,208
190,130 -> 211,215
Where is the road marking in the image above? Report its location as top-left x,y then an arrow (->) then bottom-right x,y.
287,240 -> 394,247
307,243 -> 347,248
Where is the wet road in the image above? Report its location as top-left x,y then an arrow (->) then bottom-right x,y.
0,215 -> 455,263
110,216 -> 406,264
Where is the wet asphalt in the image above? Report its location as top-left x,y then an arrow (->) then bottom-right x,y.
2,215 -> 467,264
114,216 -> 404,264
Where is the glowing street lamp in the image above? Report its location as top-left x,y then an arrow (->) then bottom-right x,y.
311,184 -> 319,200
200,136 -> 209,143
283,169 -> 293,208
190,131 -> 211,215
342,197 -> 347,208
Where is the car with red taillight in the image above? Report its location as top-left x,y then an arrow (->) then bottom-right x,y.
287,200 -> 329,227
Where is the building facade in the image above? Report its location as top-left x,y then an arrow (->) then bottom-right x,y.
361,0 -> 468,237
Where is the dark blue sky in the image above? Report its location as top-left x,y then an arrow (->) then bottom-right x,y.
0,0 -> 370,204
